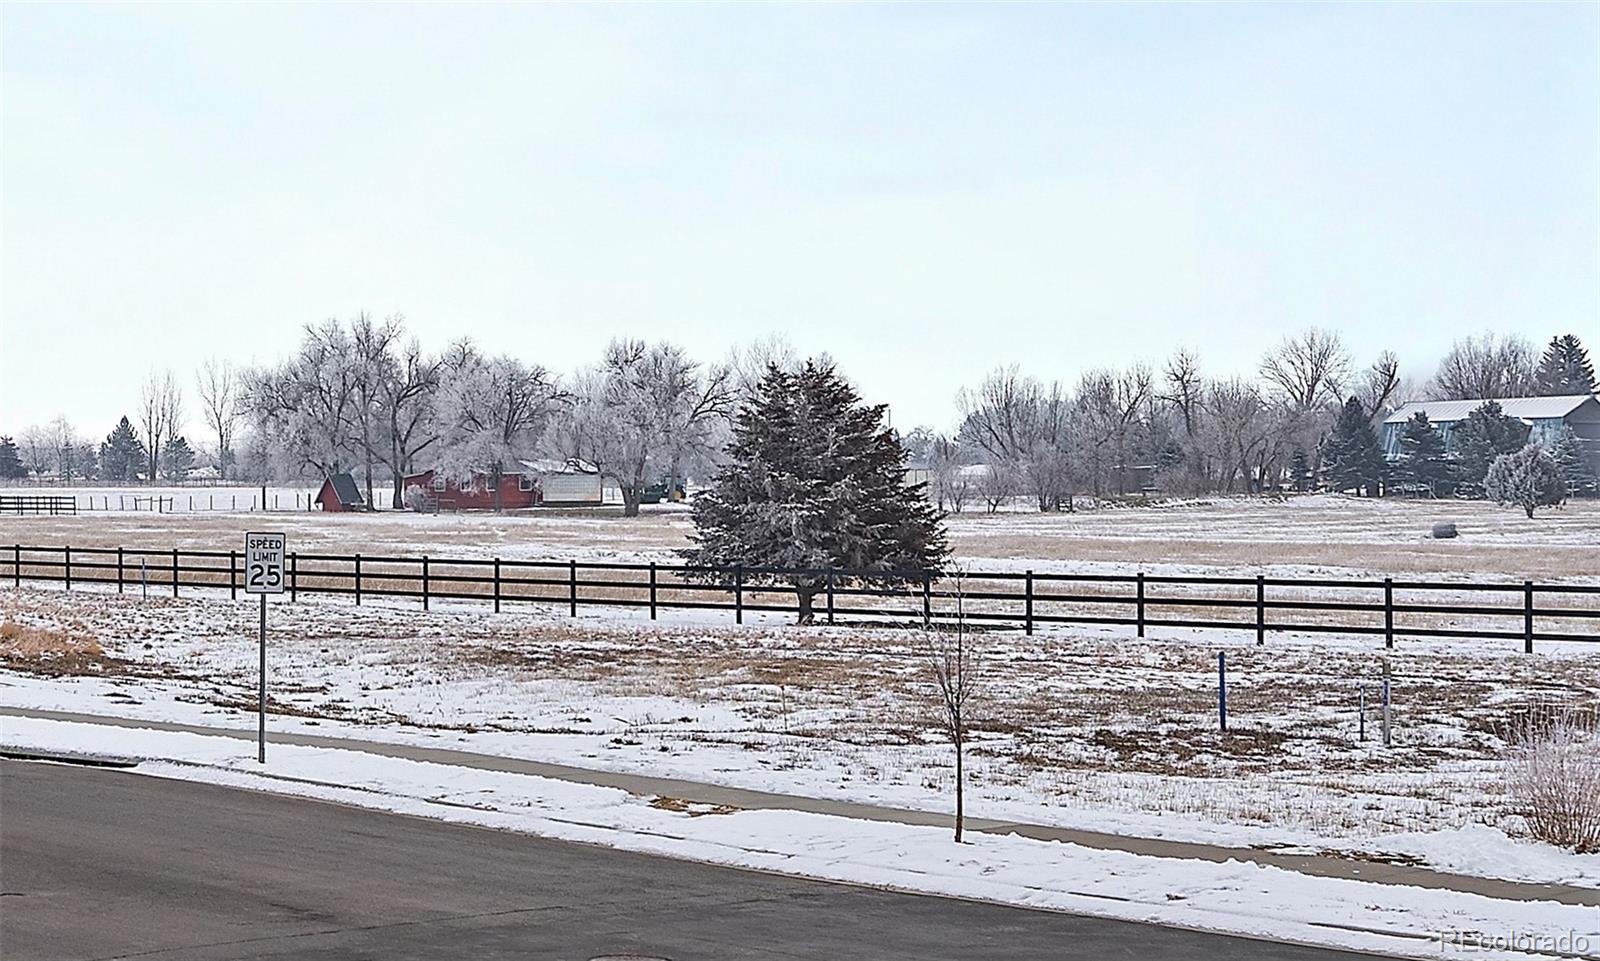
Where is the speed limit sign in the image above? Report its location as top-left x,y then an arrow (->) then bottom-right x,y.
244,532 -> 285,595
244,531 -> 285,764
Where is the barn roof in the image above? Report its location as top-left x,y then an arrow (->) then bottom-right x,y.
1383,394 -> 1600,425
317,471 -> 365,506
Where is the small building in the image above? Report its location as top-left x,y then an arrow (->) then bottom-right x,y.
315,472 -> 367,512
401,459 -> 603,511
1381,394 -> 1600,463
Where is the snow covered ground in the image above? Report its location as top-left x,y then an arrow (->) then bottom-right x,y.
2,582 -> 1596,888
4,714 -> 1596,961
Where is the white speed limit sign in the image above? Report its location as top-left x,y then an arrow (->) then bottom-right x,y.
244,532 -> 286,594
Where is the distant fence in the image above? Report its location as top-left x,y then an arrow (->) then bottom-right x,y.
4,543 -> 1598,651
72,493 -> 316,514
0,496 -> 78,516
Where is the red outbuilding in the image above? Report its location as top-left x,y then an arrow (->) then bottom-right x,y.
314,472 -> 367,512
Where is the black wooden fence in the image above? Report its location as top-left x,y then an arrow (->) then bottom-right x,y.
4,543 -> 1598,651
0,496 -> 77,516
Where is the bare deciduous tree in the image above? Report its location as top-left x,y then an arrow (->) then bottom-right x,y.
1160,348 -> 1204,438
139,369 -> 184,483
1357,351 -> 1402,419
958,366 -> 1074,511
195,359 -> 242,479
1260,328 -> 1351,410
926,572 -> 977,843
433,344 -> 565,511
562,340 -> 732,517
1432,333 -> 1538,400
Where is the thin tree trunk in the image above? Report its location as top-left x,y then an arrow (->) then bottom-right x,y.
796,586 -> 815,624
954,726 -> 964,843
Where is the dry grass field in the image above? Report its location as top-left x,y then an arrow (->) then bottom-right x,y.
2,493 -> 1596,580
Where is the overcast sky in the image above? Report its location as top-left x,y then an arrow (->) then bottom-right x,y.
2,2 -> 1595,440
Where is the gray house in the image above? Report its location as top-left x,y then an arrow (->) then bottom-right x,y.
1380,394 -> 1600,464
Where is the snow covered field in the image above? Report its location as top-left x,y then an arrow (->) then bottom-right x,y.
1,492 -> 1595,579
3,582 -> 1596,887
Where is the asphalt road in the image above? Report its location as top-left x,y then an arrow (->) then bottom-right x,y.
0,760 -> 1380,961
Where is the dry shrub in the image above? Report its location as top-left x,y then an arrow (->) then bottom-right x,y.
0,619 -> 112,675
1503,704 -> 1600,853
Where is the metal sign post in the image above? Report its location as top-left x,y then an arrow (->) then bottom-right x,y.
244,532 -> 286,763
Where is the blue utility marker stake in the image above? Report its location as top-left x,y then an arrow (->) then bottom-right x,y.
1218,651 -> 1227,733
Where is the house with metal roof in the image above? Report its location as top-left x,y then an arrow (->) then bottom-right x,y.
1380,394 -> 1600,461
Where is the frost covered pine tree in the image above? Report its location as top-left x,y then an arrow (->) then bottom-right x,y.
1551,428 -> 1597,498
1484,445 -> 1566,519
1451,400 -> 1531,492
99,416 -> 147,482
0,436 -> 25,480
162,435 -> 196,481
1391,412 -> 1456,497
1321,398 -> 1385,496
686,361 -> 949,623
1534,334 -> 1598,397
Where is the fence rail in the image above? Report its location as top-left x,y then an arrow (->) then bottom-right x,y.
0,496 -> 78,516
3,543 -> 1597,650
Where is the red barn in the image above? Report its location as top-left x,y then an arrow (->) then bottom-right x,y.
400,459 -> 603,512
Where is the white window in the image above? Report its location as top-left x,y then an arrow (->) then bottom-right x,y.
518,474 -> 535,492
432,475 -> 446,492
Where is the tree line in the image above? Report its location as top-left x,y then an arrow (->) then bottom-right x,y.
906,329 -> 1596,513
1,321 -> 1594,515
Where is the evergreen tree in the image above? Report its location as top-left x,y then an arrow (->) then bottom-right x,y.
162,435 -> 196,481
1534,334 -> 1598,396
1391,412 -> 1456,497
1289,449 -> 1313,493
1551,427 -> 1597,498
1321,398 -> 1385,496
1452,401 -> 1531,491
1485,445 -> 1565,518
100,416 -> 148,482
0,436 -> 25,480
685,361 -> 948,623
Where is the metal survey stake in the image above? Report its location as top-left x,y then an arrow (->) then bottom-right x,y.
244,532 -> 286,763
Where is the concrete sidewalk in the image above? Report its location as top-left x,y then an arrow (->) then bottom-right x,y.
4,704 -> 1595,908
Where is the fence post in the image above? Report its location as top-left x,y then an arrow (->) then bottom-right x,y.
826,570 -> 835,625
649,562 -> 658,620
422,556 -> 431,611
1381,660 -> 1392,747
1384,577 -> 1394,649
735,565 -> 744,625
172,547 -> 179,597
1255,575 -> 1265,646
1218,651 -> 1227,732
1024,570 -> 1034,636
569,560 -> 577,617
12,545 -> 17,588
290,552 -> 298,602
1524,581 -> 1534,654
354,553 -> 362,606
64,545 -> 71,591
493,558 -> 501,614
1136,571 -> 1146,638
117,547 -> 124,594
922,571 -> 932,627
